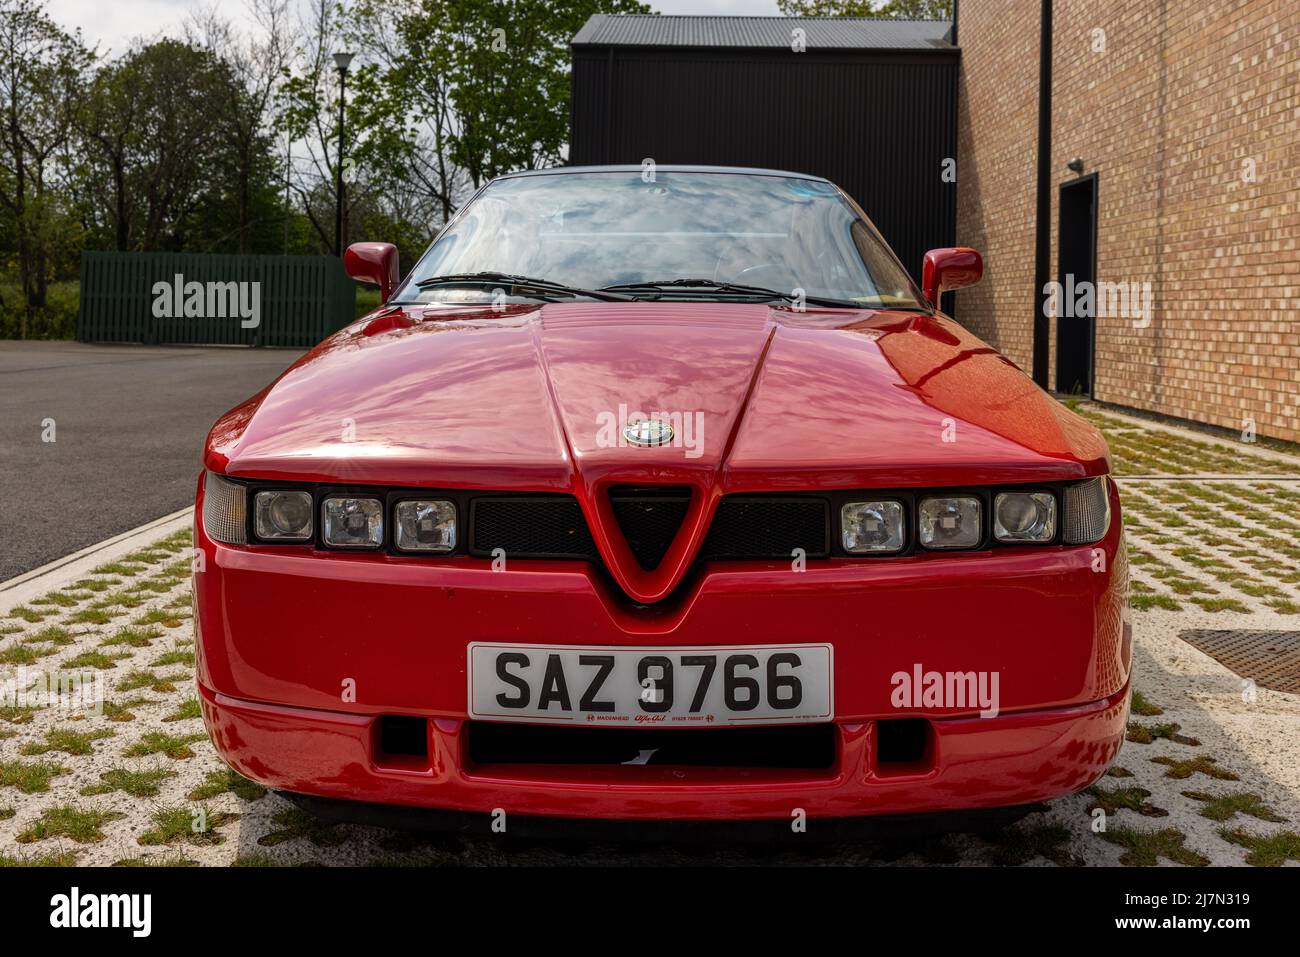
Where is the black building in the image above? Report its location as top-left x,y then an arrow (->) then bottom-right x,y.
569,15 -> 959,282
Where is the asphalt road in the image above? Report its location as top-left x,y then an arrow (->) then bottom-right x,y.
0,342 -> 305,581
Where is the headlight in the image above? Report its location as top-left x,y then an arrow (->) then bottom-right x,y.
993,491 -> 1057,543
203,472 -> 247,545
1063,476 -> 1111,544
841,501 -> 905,553
918,496 -> 982,549
394,500 -> 456,552
254,489 -> 313,542
321,496 -> 383,548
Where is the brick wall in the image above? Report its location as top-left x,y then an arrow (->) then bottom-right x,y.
953,0 -> 1040,371
956,0 -> 1300,443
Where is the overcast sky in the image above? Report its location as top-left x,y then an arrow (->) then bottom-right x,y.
48,0 -> 784,58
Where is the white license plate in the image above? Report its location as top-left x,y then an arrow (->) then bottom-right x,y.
468,642 -> 833,727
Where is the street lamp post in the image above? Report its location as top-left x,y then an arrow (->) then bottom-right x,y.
332,52 -> 355,257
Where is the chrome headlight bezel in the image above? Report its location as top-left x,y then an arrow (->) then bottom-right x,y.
840,500 -> 906,554
917,495 -> 984,550
320,496 -> 385,549
993,491 -> 1058,543
253,489 -> 315,542
393,499 -> 457,553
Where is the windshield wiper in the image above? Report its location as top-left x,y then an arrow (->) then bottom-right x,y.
415,272 -> 633,302
599,278 -> 870,310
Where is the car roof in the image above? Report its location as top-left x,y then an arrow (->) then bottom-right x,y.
493,165 -> 831,184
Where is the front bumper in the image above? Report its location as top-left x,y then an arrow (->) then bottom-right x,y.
199,679 -> 1128,820
195,477 -> 1129,820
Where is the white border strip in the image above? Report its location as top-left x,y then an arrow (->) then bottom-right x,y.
0,506 -> 194,613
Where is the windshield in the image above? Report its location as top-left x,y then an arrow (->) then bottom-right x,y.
394,170 -> 925,308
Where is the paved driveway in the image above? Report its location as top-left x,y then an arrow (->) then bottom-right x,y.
0,342 -> 305,581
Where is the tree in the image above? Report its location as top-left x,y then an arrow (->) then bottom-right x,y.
75,39 -> 241,251
777,0 -> 953,17
0,0 -> 90,331
278,0 -> 364,252
342,0 -> 652,232
185,0 -> 294,253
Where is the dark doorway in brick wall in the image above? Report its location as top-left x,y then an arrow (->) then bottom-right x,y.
1056,174 -> 1098,396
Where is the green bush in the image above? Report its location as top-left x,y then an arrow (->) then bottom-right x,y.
355,286 -> 382,318
0,281 -> 80,340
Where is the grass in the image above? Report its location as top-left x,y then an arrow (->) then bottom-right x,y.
31,591 -> 80,608
232,851 -> 281,867
1151,756 -> 1240,781
1189,596 -> 1250,613
123,731 -> 207,760
0,849 -> 79,866
152,648 -> 195,668
0,704 -> 39,725
1086,786 -> 1168,818
113,853 -> 198,867
23,625 -> 74,646
17,804 -> 125,844
80,766 -> 176,798
19,726 -> 114,756
1097,826 -> 1210,866
188,767 -> 266,802
63,607 -> 118,625
1131,593 -> 1181,611
68,577 -> 120,593
257,806 -> 346,848
985,823 -> 1080,867
163,697 -> 201,722
1217,828 -> 1300,867
6,606 -> 49,623
63,649 -> 130,669
1182,791 -> 1285,823
1126,722 -> 1200,746
90,561 -> 147,577
0,644 -> 47,665
101,697 -> 150,722
134,608 -> 190,628
1130,690 -> 1164,716
100,626 -> 161,648
138,804 -> 234,846
117,669 -> 179,693
0,759 -> 68,793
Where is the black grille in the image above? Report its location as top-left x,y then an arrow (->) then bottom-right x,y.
701,497 -> 830,560
469,497 -> 597,559
467,493 -> 830,566
609,487 -> 691,571
468,722 -> 837,770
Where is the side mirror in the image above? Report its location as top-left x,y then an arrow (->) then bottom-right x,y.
921,247 -> 983,306
344,242 -> 400,303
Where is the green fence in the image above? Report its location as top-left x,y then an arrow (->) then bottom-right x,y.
78,252 -> 357,347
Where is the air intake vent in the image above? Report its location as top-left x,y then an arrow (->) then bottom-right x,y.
701,497 -> 829,560
469,497 -> 597,559
608,487 -> 691,571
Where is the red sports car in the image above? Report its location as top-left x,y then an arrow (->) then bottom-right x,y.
195,166 -> 1129,828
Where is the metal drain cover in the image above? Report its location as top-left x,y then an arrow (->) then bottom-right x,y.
1178,630 -> 1300,694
